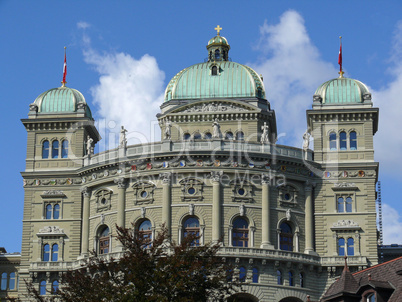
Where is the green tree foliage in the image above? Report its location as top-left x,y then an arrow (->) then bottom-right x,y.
14,225 -> 239,302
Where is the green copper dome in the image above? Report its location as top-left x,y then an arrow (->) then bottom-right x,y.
208,35 -> 229,46
164,62 -> 265,102
315,77 -> 370,105
33,86 -> 92,118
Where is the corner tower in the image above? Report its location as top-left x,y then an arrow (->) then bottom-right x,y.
307,73 -> 379,271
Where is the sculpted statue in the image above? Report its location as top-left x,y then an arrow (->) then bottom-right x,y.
86,136 -> 94,155
212,119 -> 221,138
164,121 -> 172,140
119,126 -> 127,148
303,130 -> 311,150
261,122 -> 270,144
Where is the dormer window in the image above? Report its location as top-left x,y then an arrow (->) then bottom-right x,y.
212,66 -> 218,76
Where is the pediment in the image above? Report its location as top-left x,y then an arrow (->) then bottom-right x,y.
170,100 -> 259,114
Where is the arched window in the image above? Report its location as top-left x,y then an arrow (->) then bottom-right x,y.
42,140 -> 49,159
239,267 -> 246,282
338,197 -> 345,213
215,49 -> 220,60
212,66 -> 218,76
39,280 -> 46,295
43,244 -> 50,261
193,132 -> 202,140
350,131 -> 357,150
338,238 -> 345,256
204,132 -> 212,140
299,273 -> 304,287
138,220 -> 152,248
46,204 -> 52,219
347,237 -> 355,256
340,131 -> 347,150
346,197 -> 352,212
225,132 -> 234,140
232,217 -> 249,247
51,244 -> 58,261
99,227 -> 110,254
277,270 -> 283,285
61,140 -> 68,158
279,222 -> 293,251
52,280 -> 59,294
366,293 -> 375,302
329,132 -> 337,150
252,268 -> 259,283
51,140 -> 59,159
236,131 -> 244,141
289,271 -> 294,286
183,133 -> 191,140
1,272 -> 7,290
53,204 -> 60,219
9,272 -> 15,290
183,217 -> 200,246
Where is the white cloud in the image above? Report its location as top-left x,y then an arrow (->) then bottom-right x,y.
381,203 -> 402,244
79,26 -> 165,150
77,21 -> 91,30
372,20 -> 402,179
250,10 -> 337,147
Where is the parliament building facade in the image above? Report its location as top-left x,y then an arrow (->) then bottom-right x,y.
1,29 -> 380,301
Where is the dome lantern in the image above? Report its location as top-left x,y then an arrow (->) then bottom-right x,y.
206,25 -> 230,62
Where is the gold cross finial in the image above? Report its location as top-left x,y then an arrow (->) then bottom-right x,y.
215,25 -> 222,35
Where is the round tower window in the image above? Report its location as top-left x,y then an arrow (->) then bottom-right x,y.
238,188 -> 245,196
141,191 -> 148,198
188,187 -> 196,195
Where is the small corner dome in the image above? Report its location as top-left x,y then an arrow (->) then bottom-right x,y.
32,86 -> 92,118
314,77 -> 371,105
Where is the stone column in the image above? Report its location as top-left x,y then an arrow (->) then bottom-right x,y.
80,186 -> 91,257
161,173 -> 172,235
114,178 -> 127,228
211,171 -> 222,243
261,174 -> 274,249
304,183 -> 317,255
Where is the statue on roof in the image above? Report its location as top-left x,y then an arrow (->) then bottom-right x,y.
120,126 -> 127,148
261,122 -> 270,144
164,120 -> 172,140
212,119 -> 221,138
86,136 -> 94,155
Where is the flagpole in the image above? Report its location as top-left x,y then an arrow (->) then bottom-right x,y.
338,36 -> 344,78
61,46 -> 67,87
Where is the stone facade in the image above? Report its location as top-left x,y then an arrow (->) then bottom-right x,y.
3,30 -> 380,302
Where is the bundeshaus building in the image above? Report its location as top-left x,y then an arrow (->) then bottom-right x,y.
2,27 -> 380,301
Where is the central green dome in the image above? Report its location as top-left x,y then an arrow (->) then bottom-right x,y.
164,62 -> 265,102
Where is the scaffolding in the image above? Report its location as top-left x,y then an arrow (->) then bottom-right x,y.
377,181 -> 384,262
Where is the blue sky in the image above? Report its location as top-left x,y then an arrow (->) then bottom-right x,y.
1,1 -> 402,252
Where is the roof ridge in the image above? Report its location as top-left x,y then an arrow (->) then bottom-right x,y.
353,256 -> 402,276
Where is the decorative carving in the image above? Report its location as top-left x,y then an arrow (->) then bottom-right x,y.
278,185 -> 298,207
114,178 -> 126,189
332,182 -> 358,191
313,95 -> 322,103
132,181 -> 155,205
179,178 -> 204,202
332,219 -> 360,229
77,101 -> 86,110
141,207 -> 146,218
38,226 -> 65,235
239,204 -> 245,216
41,190 -> 65,198
363,93 -> 372,101
261,173 -> 271,185
230,179 -> 254,203
94,188 -> 113,212
160,172 -> 172,184
80,186 -> 91,198
29,103 -> 38,112
189,204 -> 195,216
210,171 -> 223,182
302,130 -> 311,160
181,102 -> 248,113
286,209 -> 291,221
